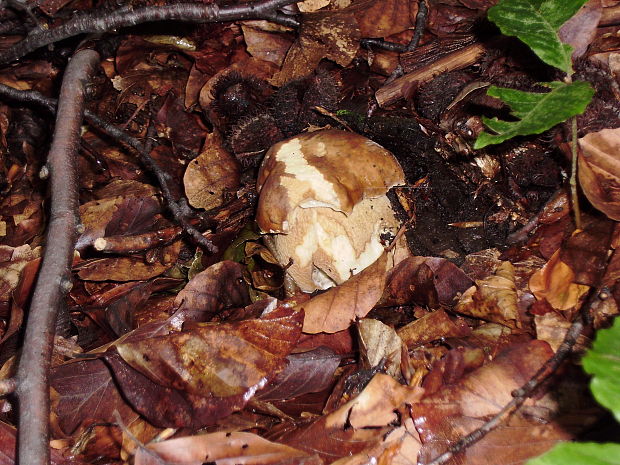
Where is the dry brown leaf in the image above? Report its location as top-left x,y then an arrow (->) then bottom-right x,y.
76,241 -> 181,281
412,341 -> 565,465
272,11 -> 360,85
275,374 -> 423,462
300,251 -> 389,333
241,25 -> 294,66
358,318 -> 402,377
183,132 -> 240,211
456,261 -> 521,328
115,306 -> 303,398
331,419 -> 421,465
529,249 -> 590,311
578,127 -> 620,220
397,309 -> 469,348
134,431 -> 321,465
354,0 -> 418,38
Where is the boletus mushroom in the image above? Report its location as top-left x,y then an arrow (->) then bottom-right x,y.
256,129 -> 406,293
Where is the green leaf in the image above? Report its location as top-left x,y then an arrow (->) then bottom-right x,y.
488,0 -> 588,72
582,316 -> 620,422
526,442 -> 620,465
473,80 -> 594,149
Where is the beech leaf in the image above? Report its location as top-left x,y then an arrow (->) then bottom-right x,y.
135,431 -> 322,465
300,251 -> 388,334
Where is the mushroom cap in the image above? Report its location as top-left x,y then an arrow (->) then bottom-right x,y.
256,129 -> 405,234
269,195 -> 401,292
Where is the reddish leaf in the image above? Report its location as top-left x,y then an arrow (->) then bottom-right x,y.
380,256 -> 473,307
76,241 -> 181,281
274,374 -> 423,462
412,341 -> 561,465
257,347 -> 341,401
50,359 -> 137,435
173,260 -> 251,323
108,306 -> 303,427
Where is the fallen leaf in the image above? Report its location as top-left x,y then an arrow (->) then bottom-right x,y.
272,10 -> 360,85
183,131 -> 240,211
412,341 -> 566,465
50,358 -> 137,435
257,346 -> 341,401
578,127 -> 620,220
530,250 -> 590,311
379,256 -> 473,307
300,251 -> 388,334
274,374 -> 423,462
135,431 -> 322,465
76,241 -> 181,281
358,318 -> 402,378
107,306 -> 303,427
173,260 -> 251,323
354,0 -> 418,38
456,261 -> 521,328
397,309 -> 469,348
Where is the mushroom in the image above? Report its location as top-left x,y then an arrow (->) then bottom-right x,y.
256,129 -> 406,293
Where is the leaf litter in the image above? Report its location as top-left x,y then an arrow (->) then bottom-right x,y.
0,0 -> 620,464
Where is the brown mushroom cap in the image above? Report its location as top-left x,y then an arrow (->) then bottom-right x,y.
255,129 -> 407,293
256,129 -> 405,234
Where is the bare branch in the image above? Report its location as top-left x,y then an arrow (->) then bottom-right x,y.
0,0 -> 299,64
0,83 -> 218,252
14,48 -> 100,465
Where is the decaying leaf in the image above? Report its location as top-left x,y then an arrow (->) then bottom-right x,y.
379,256 -> 473,307
76,241 -> 181,281
183,131 -> 240,211
50,358 -> 137,435
135,431 -> 322,465
413,341 -> 566,465
529,250 -> 590,311
300,251 -> 389,334
578,127 -> 620,220
257,347 -> 342,401
272,10 -> 360,85
358,318 -> 402,378
173,260 -> 251,323
106,306 -> 303,427
274,374 -> 423,462
456,261 -> 521,328
397,309 -> 469,348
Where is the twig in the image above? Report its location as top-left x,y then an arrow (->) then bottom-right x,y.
0,0 -> 299,63
14,48 -> 100,465
0,83 -> 218,253
569,116 -> 582,229
366,0 -> 428,122
423,284 -> 606,465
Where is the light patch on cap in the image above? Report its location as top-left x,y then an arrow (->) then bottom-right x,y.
276,138 -> 340,210
315,141 -> 327,157
294,226 -> 317,269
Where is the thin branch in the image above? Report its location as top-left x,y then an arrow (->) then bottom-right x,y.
424,284 -> 606,465
0,83 -> 218,252
0,0 -> 299,63
15,48 -> 100,465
